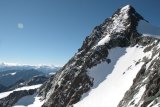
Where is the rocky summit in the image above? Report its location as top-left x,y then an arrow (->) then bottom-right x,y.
1,5 -> 160,107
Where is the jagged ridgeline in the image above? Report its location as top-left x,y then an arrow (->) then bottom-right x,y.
2,5 -> 160,107
38,5 -> 160,107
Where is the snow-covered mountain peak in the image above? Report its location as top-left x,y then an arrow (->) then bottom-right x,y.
79,5 -> 144,52
109,4 -> 143,33
120,4 -> 131,12
2,5 -> 160,107
36,5 -> 150,107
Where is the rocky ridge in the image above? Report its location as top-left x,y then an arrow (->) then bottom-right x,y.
38,5 -> 154,107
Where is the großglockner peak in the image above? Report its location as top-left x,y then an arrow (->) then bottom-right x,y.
2,4 -> 160,107
37,4 -> 160,107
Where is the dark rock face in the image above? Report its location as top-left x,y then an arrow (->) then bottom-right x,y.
38,5 -> 147,107
0,89 -> 36,107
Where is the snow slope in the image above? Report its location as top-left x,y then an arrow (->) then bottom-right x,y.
74,45 -> 152,107
96,34 -> 110,46
0,84 -> 42,99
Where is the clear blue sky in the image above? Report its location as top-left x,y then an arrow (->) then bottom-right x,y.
0,0 -> 159,66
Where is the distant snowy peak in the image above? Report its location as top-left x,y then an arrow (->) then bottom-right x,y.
0,62 -> 61,73
0,62 -> 59,68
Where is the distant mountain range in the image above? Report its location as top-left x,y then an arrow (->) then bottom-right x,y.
0,69 -> 44,87
0,62 -> 61,74
0,62 -> 61,92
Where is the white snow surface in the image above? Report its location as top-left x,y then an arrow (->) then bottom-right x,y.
49,72 -> 56,75
0,84 -> 42,99
10,72 -> 16,75
97,34 -> 110,46
137,20 -> 160,37
110,5 -> 130,33
74,45 -> 152,107
121,5 -> 131,11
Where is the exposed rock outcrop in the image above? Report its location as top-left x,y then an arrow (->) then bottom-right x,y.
0,89 -> 36,107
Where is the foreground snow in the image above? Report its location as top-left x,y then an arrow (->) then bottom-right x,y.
0,84 -> 42,99
74,45 -> 152,107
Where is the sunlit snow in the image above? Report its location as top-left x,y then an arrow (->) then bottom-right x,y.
74,45 -> 152,107
10,72 -> 17,75
0,84 -> 42,99
97,34 -> 110,46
